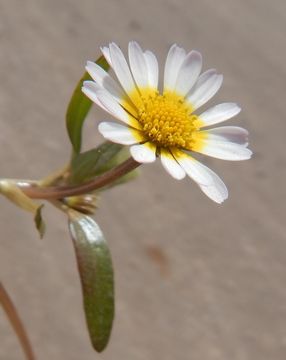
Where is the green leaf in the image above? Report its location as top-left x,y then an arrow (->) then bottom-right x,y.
69,141 -> 139,188
34,205 -> 46,239
66,56 -> 109,154
68,210 -> 114,352
69,141 -> 125,185
0,180 -> 46,238
97,145 -> 140,189
103,166 -> 140,189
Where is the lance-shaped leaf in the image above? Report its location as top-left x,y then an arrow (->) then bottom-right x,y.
69,141 -> 139,186
68,210 -> 114,352
0,180 -> 45,238
34,205 -> 46,238
66,56 -> 109,154
69,142 -> 123,184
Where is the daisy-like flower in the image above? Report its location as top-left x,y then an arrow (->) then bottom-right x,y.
82,42 -> 252,203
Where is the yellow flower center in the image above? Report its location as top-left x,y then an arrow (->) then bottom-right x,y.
137,92 -> 201,149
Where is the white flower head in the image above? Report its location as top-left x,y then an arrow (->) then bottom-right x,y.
82,41 -> 252,203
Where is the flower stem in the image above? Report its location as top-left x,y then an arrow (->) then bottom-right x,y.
19,157 -> 140,200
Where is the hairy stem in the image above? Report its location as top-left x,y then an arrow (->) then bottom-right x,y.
19,157 -> 140,200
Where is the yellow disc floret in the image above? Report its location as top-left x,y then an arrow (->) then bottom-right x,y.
137,92 -> 201,150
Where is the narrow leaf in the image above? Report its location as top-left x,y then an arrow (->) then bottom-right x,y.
103,166 -> 140,189
0,282 -> 36,360
69,142 -> 124,184
66,56 -> 109,154
68,210 -> 114,352
69,141 -> 139,188
34,205 -> 46,239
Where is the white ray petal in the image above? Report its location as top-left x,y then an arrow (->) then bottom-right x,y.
186,69 -> 217,106
172,149 -> 228,203
199,175 -> 228,204
109,42 -> 140,102
175,50 -> 202,96
199,103 -> 241,127
86,61 -> 126,101
171,149 -> 214,185
98,122 -> 143,145
160,149 -> 186,180
128,41 -> 149,89
85,61 -> 138,117
199,126 -> 249,146
188,73 -> 223,110
196,141 -> 253,161
94,88 -> 141,129
144,50 -> 159,89
164,44 -> 186,92
82,81 -> 109,111
130,142 -> 156,163
100,46 -> 112,66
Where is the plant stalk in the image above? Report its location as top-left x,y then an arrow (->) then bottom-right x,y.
18,157 -> 140,200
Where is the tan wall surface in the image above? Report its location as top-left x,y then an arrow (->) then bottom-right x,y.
0,1 -> 285,359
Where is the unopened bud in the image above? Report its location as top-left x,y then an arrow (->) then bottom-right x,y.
63,194 -> 98,215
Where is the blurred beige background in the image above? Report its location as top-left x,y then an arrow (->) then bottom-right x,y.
0,0 -> 285,359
